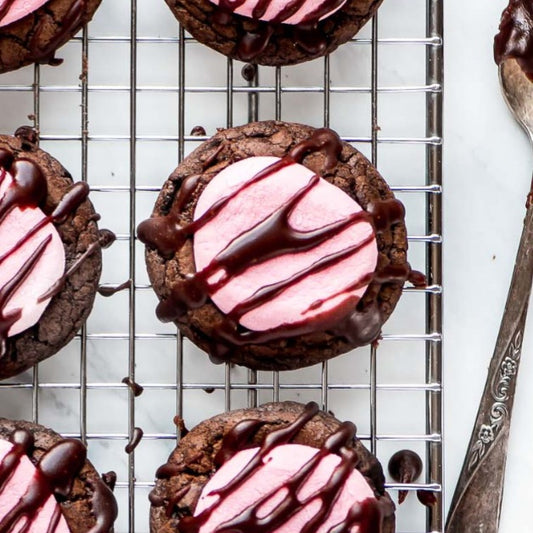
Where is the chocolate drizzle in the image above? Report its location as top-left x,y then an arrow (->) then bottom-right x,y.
139,128 -> 411,360
87,477 -> 119,533
0,429 -> 116,533
167,402 -> 392,533
0,142 -> 108,359
98,279 -> 132,297
125,427 -> 144,454
494,0 -> 533,79
387,449 -> 422,505
121,376 -> 144,397
0,0 -> 17,24
213,0 -> 345,61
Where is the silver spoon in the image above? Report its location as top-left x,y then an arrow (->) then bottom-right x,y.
446,58 -> 533,532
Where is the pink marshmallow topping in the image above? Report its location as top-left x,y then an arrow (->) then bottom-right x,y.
0,167 -> 65,337
194,443 -> 376,533
0,0 -> 51,28
207,0 -> 347,25
0,438 -> 70,533
193,156 -> 378,333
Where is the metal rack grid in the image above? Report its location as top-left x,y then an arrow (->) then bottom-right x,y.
0,0 -> 443,532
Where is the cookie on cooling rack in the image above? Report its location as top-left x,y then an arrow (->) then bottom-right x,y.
0,417 -> 118,532
164,0 -> 383,66
149,401 -> 395,533
0,127 -> 114,380
138,120 -> 418,371
0,0 -> 102,74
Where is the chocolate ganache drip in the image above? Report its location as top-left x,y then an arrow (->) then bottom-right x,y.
0,429 -> 117,533
138,129 -> 412,361
168,402 -> 392,533
0,144 -> 101,359
494,0 -> 533,80
213,0 -> 346,61
0,0 -> 17,24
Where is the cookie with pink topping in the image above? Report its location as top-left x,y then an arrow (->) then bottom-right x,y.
139,121 -> 417,371
0,417 -> 118,532
0,127 -> 113,380
0,0 -> 102,74
149,401 -> 395,533
164,0 -> 383,66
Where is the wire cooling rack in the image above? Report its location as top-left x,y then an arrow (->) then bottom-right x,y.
0,0 -> 443,531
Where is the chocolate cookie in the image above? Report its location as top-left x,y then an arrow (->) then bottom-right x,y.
164,0 -> 383,66
139,121 -> 415,371
0,127 -> 114,380
0,417 -> 118,532
149,401 -> 395,533
0,0 -> 102,74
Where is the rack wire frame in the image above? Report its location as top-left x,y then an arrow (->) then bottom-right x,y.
0,1 -> 443,531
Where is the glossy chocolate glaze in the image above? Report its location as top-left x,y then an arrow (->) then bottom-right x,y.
494,0 -> 533,80
0,0 -> 17,24
87,477 -> 118,533
139,129 -> 413,361
102,471 -> 117,492
0,429 -> 117,533
121,376 -> 144,397
162,402 -> 392,533
125,427 -> 144,454
388,449 -> 422,505
0,142 -> 110,359
416,489 -> 437,508
98,279 -> 132,297
191,126 -> 207,137
214,0 -> 345,61
241,63 -> 257,82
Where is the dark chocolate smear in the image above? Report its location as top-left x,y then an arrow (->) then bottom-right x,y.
98,280 -> 132,297
495,0 -> 533,80
87,477 -> 119,533
121,376 -> 144,397
125,427 -> 144,454
14,126 -> 38,150
416,489 -> 437,508
101,471 -> 117,492
388,449 -> 423,505
190,126 -> 207,137
241,63 -> 257,82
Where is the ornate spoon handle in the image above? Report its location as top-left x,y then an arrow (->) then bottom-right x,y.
446,204 -> 533,532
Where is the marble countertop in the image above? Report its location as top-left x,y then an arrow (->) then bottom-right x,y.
445,1 -> 533,531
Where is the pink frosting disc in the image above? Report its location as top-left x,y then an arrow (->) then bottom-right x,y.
0,0 -> 50,28
0,439 -> 70,533
0,169 -> 65,337
193,156 -> 378,332
207,0 -> 347,25
194,443 -> 376,533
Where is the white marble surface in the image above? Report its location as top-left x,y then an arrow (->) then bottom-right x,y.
445,1 -> 533,531
1,0 -> 531,531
